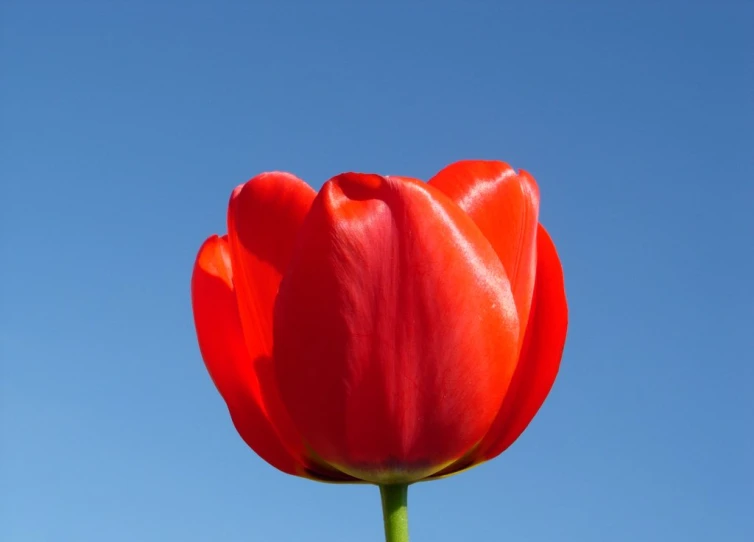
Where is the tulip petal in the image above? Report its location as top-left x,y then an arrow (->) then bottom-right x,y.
478,224 -> 568,460
223,173 -> 362,480
225,173 -> 316,459
191,235 -> 300,475
429,161 -> 540,340
227,172 -> 316,359
273,173 -> 520,484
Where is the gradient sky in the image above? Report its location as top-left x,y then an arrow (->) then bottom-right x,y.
2,1 -> 753,541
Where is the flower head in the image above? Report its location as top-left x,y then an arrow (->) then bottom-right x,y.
192,160 -> 568,484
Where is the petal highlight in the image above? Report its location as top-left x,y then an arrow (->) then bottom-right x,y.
429,160 -> 540,341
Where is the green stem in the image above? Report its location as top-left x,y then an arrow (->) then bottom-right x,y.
379,484 -> 409,542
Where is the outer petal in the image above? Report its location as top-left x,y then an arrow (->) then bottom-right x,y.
429,160 -> 540,341
224,173 -> 319,461
199,175 -> 356,482
476,225 -> 568,461
227,172 -> 317,358
191,235 -> 299,475
273,173 -> 520,484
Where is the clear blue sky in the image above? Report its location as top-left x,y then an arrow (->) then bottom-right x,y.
2,1 -> 752,540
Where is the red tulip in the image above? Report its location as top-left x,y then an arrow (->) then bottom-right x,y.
191,160 -> 568,486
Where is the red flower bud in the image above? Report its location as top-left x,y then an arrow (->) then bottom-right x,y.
191,161 -> 568,484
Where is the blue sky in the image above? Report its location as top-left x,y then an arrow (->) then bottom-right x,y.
2,1 -> 752,540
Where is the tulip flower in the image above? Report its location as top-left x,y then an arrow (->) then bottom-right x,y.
192,160 -> 568,541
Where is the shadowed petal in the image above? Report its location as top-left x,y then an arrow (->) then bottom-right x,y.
227,172 -> 317,358
225,174 -> 320,456
225,174 -> 360,481
191,235 -> 300,475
